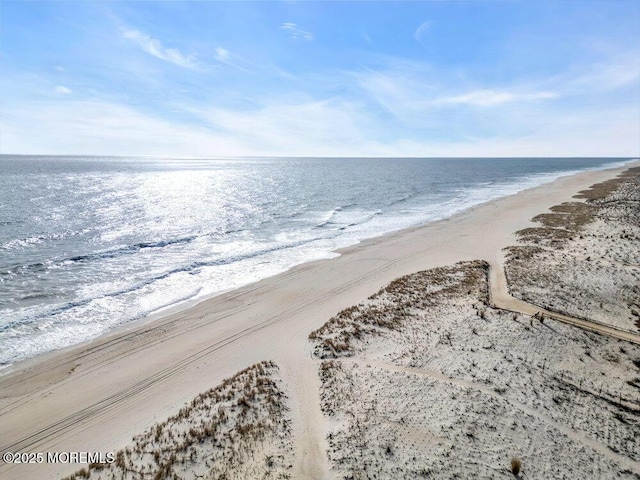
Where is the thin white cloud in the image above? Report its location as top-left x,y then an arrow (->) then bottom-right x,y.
1,93 -> 637,157
564,53 -> 640,93
54,85 -> 72,94
0,100 -> 246,156
389,106 -> 640,157
215,47 -> 229,62
350,54 -> 637,155
355,60 -> 559,131
414,21 -> 431,47
435,89 -> 558,107
122,29 -> 196,68
2,46 -> 636,158
198,99 -> 377,155
211,46 -> 252,73
280,23 -> 313,41
355,65 -> 437,120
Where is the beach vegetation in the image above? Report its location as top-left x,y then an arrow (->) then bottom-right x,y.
308,261 -> 489,358
65,360 -> 292,479
510,457 -> 522,475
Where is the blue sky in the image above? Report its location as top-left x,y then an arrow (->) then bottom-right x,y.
1,1 -> 639,157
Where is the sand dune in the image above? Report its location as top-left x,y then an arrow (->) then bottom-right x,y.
505,167 -> 640,332
311,261 -> 639,478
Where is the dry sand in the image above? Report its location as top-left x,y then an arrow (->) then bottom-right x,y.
0,161 -> 638,479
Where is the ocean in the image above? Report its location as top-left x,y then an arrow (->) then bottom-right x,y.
0,156 -> 633,366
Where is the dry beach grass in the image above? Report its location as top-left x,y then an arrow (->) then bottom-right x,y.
63,361 -> 293,480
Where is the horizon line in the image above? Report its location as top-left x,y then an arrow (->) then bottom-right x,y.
1,153 -> 638,160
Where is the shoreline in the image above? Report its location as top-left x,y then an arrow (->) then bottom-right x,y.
0,158 -> 638,377
2,158 -> 637,374
1,161 -> 638,479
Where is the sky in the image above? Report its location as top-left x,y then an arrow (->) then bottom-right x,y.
1,0 -> 639,157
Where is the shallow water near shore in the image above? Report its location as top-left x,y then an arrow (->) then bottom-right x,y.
0,156 -> 634,364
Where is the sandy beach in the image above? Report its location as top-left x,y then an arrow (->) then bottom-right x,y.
1,162 -> 639,479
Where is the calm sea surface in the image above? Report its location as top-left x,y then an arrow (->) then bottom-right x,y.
0,156 -> 633,365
